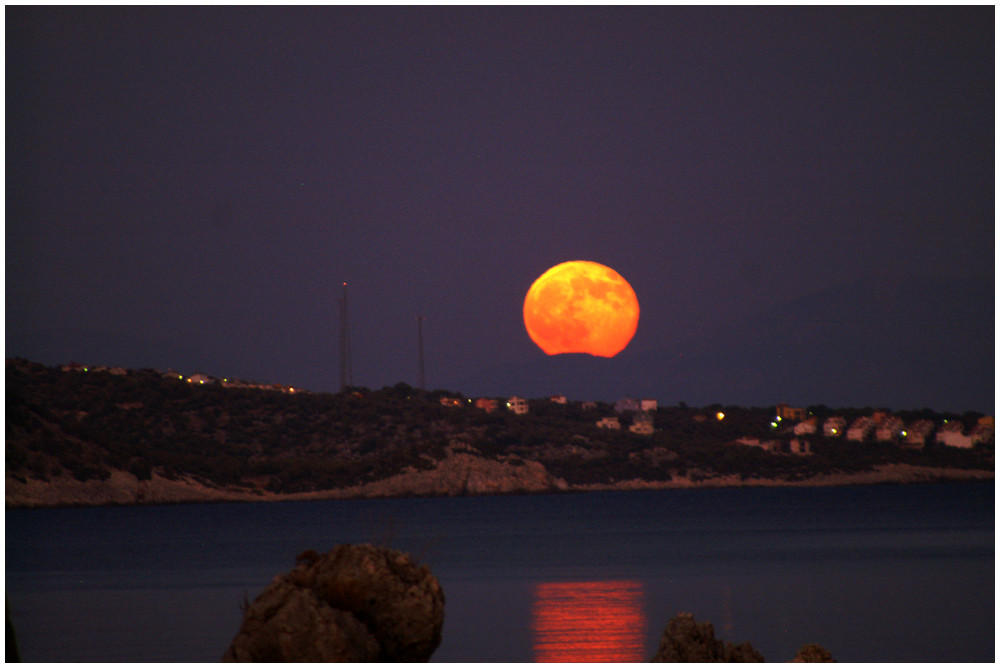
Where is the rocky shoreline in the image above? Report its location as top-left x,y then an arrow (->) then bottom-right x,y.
5,453 -> 993,509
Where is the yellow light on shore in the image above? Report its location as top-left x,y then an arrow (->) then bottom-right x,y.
716,412 -> 725,421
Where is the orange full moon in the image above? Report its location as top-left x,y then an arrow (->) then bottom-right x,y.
523,260 -> 640,357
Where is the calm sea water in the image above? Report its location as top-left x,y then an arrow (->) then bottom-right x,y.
5,482 -> 994,662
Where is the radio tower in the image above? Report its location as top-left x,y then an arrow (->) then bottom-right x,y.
416,315 -> 426,391
339,282 -> 353,391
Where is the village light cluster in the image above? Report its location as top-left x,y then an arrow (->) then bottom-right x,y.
57,362 -> 995,452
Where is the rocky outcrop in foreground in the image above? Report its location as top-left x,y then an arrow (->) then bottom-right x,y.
224,548 -> 834,663
793,643 -> 835,662
651,612 -> 764,662
223,544 -> 444,662
651,613 -> 833,662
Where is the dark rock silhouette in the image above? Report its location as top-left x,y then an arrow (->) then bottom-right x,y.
651,613 -> 764,662
651,613 -> 835,662
223,544 -> 444,662
794,642 -> 835,662
6,600 -> 20,662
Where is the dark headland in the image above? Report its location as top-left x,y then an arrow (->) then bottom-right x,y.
6,358 -> 993,508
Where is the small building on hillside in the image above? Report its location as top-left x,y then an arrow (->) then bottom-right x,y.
475,398 -> 498,413
823,417 -> 847,437
550,394 -> 567,404
789,438 -> 812,455
507,396 -> 529,415
847,417 -> 875,442
439,397 -> 462,407
935,420 -> 967,448
629,412 -> 654,435
970,417 -> 994,446
904,420 -> 935,449
934,419 -> 991,449
775,403 -> 807,422
875,416 -> 905,442
640,398 -> 658,412
596,416 -> 621,430
794,417 -> 818,435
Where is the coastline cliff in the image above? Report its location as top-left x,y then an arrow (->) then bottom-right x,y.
6,453 -> 991,509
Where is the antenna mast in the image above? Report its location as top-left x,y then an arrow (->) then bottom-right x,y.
417,315 -> 426,391
339,282 -> 353,391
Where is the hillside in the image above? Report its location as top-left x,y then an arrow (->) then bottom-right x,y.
5,358 -> 993,508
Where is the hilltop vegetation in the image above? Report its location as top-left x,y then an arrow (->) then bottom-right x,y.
5,358 -> 992,505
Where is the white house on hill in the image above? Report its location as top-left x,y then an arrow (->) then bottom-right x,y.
507,396 -> 528,415
823,417 -> 846,437
794,418 -> 818,435
629,412 -> 654,435
875,416 -> 905,441
846,417 -> 875,442
596,416 -> 621,430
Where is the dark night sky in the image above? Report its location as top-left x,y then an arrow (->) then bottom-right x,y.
6,6 -> 995,413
